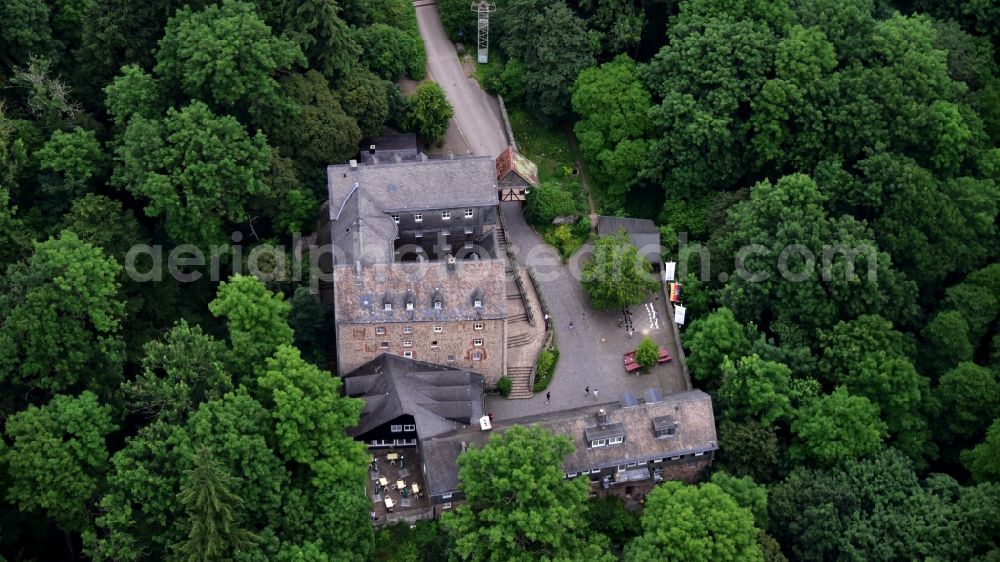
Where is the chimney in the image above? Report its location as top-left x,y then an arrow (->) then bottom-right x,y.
349,159 -> 358,170
597,408 -> 608,428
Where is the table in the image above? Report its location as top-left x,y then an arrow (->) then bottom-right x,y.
384,497 -> 394,509
379,476 -> 388,487
396,480 -> 405,490
386,452 -> 400,461
411,483 -> 420,495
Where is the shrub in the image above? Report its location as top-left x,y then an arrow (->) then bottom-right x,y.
402,82 -> 454,142
635,336 -> 659,370
497,375 -> 513,397
532,346 -> 559,392
525,182 -> 576,225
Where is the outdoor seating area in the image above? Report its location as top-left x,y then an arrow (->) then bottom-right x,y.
623,348 -> 672,373
369,447 -> 430,520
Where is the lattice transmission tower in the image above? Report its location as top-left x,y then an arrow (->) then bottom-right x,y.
471,1 -> 496,64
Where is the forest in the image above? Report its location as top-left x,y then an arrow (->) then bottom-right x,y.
1,0 -> 999,560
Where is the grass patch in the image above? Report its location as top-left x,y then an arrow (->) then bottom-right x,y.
532,345 -> 559,393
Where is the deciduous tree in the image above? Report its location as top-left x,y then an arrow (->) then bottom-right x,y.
582,231 -> 658,310
209,275 -> 293,379
402,82 -> 454,142
790,387 -> 887,466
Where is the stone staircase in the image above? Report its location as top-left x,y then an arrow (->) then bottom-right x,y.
497,224 -> 536,399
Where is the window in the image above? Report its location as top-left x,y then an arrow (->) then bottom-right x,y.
590,468 -> 601,474
403,424 -> 416,432
473,338 -> 483,346
474,322 -> 484,330
433,325 -> 443,333
384,303 -> 392,311
464,209 -> 474,218
442,502 -> 452,510
415,230 -> 423,238
403,340 -> 412,347
609,436 -> 624,445
406,302 -> 414,311
391,425 -> 402,432
464,241 -> 473,249
591,439 -> 607,448
472,351 -> 482,361
464,226 -> 474,235
403,325 -> 413,334
431,341 -> 439,348
441,244 -> 452,252
694,451 -> 704,457
626,462 -> 638,468
375,326 -> 386,335
414,213 -> 423,222
434,301 -> 442,310
403,350 -> 413,358
391,214 -> 400,223
442,211 -> 451,220
441,228 -> 450,236
442,493 -> 452,500
447,354 -> 456,363
474,299 -> 482,308
670,456 -> 681,461
380,341 -> 389,349
566,472 -> 578,478
638,460 -> 648,466
618,465 -> 627,472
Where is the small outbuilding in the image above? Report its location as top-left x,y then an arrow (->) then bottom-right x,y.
496,146 -> 539,202
596,216 -> 663,271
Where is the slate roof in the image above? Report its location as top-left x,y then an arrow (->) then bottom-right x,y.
496,146 -> 539,188
332,259 -> 507,324
419,390 -> 717,497
343,354 -> 485,441
597,216 -> 663,265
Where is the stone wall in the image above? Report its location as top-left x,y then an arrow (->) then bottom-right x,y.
337,319 -> 505,384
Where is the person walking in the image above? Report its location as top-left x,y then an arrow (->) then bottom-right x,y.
593,388 -> 599,401
585,385 -> 590,397
569,321 -> 574,331
546,391 -> 551,404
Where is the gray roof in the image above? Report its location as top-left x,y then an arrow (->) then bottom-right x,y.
343,354 -> 485,441
419,390 -> 717,496
584,422 -> 627,442
597,216 -> 662,265
328,157 -> 498,265
333,259 -> 507,324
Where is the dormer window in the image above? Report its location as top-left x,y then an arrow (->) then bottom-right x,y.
414,213 -> 423,222
384,303 -> 392,311
434,301 -> 442,310
406,302 -> 414,311
653,416 -> 678,439
391,214 -> 400,223
474,299 -> 482,308
442,211 -> 451,220
464,209 -> 474,218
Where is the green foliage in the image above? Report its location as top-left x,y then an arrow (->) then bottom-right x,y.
684,307 -> 752,386
719,354 -> 799,426
122,320 -> 233,423
353,23 -> 426,81
479,58 -> 526,101
716,420 -> 780,484
0,0 -> 55,68
35,127 -> 107,199
114,101 -> 270,248
585,496 -> 640,555
572,55 -> 651,208
281,0 -> 362,81
437,0 -> 477,42
103,64 -> 162,126
634,336 -> 658,370
374,521 -> 450,562
497,0 -> 598,121
402,82 -> 454,142
532,346 -> 558,392
270,71 -> 362,167
962,419 -> 1000,483
497,375 -> 512,398
718,174 -> 917,336
525,181 -> 577,226
922,310 -> 975,375
208,275 -> 293,379
582,231 -> 658,310
790,387 -> 887,466
288,286 -> 332,365
155,0 -> 305,118
710,471 -> 768,529
443,425 -> 614,561
173,447 -> 259,561
3,391 -> 116,533
770,449 -> 1000,561
624,481 -> 763,562
58,194 -> 146,262
939,362 -> 1000,441
0,231 -> 124,397
335,68 -> 390,138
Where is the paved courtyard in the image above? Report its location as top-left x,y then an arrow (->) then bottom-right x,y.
487,203 -> 688,420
